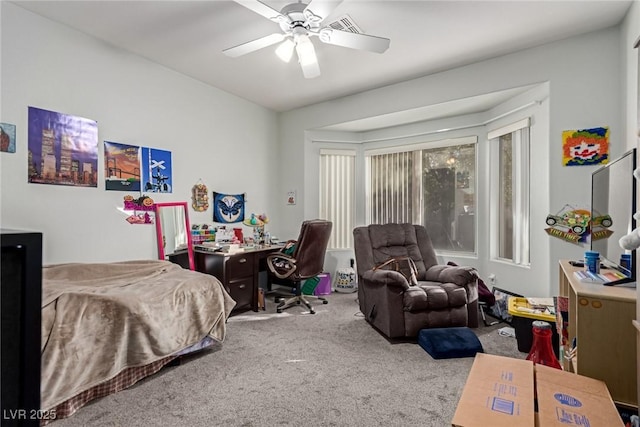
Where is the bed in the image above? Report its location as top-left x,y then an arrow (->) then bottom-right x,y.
40,260 -> 236,422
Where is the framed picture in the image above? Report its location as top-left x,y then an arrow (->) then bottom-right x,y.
490,287 -> 523,325
0,122 -> 16,153
287,191 -> 296,205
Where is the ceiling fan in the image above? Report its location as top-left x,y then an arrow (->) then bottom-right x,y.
224,0 -> 391,79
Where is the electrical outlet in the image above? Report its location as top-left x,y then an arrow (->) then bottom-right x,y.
488,274 -> 496,285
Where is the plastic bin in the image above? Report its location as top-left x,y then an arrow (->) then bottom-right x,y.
313,272 -> 331,296
507,297 -> 560,358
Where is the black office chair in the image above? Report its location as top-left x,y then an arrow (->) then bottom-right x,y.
266,219 -> 332,314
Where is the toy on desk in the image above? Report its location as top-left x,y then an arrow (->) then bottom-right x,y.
243,213 -> 269,226
243,213 -> 269,244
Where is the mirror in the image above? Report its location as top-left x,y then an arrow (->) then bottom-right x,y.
154,202 -> 194,270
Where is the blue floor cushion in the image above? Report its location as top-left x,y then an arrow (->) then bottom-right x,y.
418,327 -> 484,359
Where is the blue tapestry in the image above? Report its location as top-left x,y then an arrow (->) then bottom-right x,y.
213,192 -> 245,223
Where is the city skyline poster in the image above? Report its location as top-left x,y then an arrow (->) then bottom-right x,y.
28,106 -> 98,187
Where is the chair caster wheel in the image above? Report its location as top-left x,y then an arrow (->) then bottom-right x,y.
310,310 -> 315,314
322,300 -> 328,304
277,309 -> 283,313
296,300 -> 301,305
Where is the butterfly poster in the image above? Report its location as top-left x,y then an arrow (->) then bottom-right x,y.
213,192 -> 245,223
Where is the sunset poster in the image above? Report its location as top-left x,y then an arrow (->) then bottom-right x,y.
104,141 -> 141,191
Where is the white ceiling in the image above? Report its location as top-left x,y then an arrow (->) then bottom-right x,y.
11,0 -> 632,115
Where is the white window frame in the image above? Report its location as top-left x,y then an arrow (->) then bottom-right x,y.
488,118 -> 531,266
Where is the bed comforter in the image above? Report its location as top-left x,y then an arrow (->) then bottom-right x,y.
40,260 -> 235,410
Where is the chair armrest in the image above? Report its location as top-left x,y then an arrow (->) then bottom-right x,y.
424,265 -> 478,287
362,269 -> 412,290
266,253 -> 297,279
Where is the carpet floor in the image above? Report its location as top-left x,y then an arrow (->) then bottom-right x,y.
53,291 -> 524,427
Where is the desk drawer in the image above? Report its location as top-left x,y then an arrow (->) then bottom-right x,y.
226,254 -> 254,280
226,277 -> 253,311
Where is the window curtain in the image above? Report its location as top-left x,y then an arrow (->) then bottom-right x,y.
319,149 -> 355,249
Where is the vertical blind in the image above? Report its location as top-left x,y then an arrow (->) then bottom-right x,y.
368,151 -> 414,224
319,149 -> 355,249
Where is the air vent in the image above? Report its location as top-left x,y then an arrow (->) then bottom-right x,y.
327,14 -> 362,34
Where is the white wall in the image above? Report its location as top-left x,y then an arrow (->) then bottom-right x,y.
279,26 -> 624,296
0,3 -> 279,265
1,2 -> 634,296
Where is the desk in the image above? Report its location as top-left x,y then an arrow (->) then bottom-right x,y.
194,245 -> 283,313
558,259 -> 637,407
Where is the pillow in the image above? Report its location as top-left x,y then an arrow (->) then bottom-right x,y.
418,327 -> 484,359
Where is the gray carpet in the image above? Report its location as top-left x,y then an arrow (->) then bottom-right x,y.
54,292 -> 524,427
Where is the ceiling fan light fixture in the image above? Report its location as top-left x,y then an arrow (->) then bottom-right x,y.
275,38 -> 295,63
227,0 -> 390,79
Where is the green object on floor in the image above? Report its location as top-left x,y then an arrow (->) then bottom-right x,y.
301,276 -> 320,295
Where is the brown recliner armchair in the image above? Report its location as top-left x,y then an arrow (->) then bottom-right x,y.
353,223 -> 479,339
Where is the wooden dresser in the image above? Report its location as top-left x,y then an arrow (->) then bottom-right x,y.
559,259 -> 637,408
194,245 -> 282,313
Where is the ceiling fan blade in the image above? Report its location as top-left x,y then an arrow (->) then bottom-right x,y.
223,33 -> 285,58
318,28 -> 390,53
295,35 -> 321,79
300,59 -> 321,79
303,0 -> 343,23
234,0 -> 285,22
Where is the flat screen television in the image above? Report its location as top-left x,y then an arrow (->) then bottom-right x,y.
590,148 -> 637,285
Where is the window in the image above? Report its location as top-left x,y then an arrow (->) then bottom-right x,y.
499,133 -> 513,259
366,137 -> 477,253
319,149 -> 355,249
489,119 -> 530,265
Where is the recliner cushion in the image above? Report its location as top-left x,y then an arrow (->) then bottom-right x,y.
404,283 -> 467,311
417,327 -> 484,359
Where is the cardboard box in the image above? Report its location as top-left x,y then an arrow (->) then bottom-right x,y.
535,363 -> 623,426
451,354 -> 623,427
451,353 -> 535,427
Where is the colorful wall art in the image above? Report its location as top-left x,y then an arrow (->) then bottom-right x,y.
0,123 -> 16,153
562,127 -> 609,166
141,147 -> 172,193
104,141 -> 141,191
27,106 -> 98,187
213,192 -> 245,223
122,194 -> 155,225
545,205 -> 591,243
